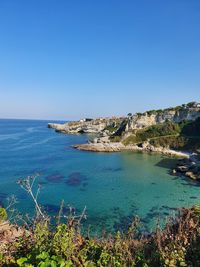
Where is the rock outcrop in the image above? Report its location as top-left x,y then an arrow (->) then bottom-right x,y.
73,142 -> 189,158
173,156 -> 200,181
49,102 -> 200,136
48,102 -> 200,159
48,117 -> 124,134
125,102 -> 200,131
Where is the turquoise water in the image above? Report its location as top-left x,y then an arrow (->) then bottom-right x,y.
0,119 -> 200,234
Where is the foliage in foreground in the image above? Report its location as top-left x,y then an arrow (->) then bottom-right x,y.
1,206 -> 200,267
1,175 -> 200,267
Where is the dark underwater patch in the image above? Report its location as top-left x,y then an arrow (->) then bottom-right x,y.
0,192 -> 8,201
46,173 -> 65,183
85,214 -> 112,234
103,167 -> 123,172
80,188 -> 86,191
66,172 -> 87,187
190,196 -> 198,199
82,182 -> 88,187
43,203 -> 77,215
18,192 -> 28,200
38,181 -> 48,186
172,177 -> 179,180
0,192 -> 8,200
149,206 -> 159,212
180,179 -> 200,187
113,214 -> 133,232
111,209 -> 124,221
111,204 -> 141,233
43,203 -> 60,213
161,205 -> 177,211
141,217 -> 151,224
146,211 -> 160,218
0,192 -> 8,207
155,158 -> 178,169
163,212 -> 170,216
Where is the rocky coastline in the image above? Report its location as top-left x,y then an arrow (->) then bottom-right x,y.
48,102 -> 200,182
74,141 -> 200,182
73,142 -> 189,158
48,117 -> 124,134
172,156 -> 200,181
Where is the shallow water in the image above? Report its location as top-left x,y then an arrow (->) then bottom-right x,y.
0,119 -> 199,234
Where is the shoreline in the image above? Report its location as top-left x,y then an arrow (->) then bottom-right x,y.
73,142 -> 189,158
74,142 -> 200,181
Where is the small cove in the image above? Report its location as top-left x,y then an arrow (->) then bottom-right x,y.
0,119 -> 200,234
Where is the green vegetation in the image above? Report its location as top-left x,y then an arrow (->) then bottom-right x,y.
149,136 -> 200,151
104,125 -> 119,133
110,136 -> 121,142
0,207 -> 7,223
187,102 -> 197,108
146,110 -> 157,115
123,121 -> 180,145
180,118 -> 200,136
136,112 -> 143,117
123,118 -> 200,152
122,134 -> 140,145
1,171 -> 200,266
136,102 -> 198,118
137,121 -> 180,139
2,206 -> 200,266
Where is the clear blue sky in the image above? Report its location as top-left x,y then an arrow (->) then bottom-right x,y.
0,0 -> 200,120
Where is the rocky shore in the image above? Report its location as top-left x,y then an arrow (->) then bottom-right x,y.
172,156 -> 200,181
73,142 -> 189,158
48,102 -> 200,182
48,117 -> 123,134
48,102 -> 200,135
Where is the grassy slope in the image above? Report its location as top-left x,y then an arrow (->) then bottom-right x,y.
122,118 -> 200,152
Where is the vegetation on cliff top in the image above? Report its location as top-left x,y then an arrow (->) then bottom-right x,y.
136,102 -> 200,117
122,118 -> 200,152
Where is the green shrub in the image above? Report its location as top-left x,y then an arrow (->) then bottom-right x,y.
181,118 -> 200,136
2,207 -> 200,267
123,122 -> 181,145
110,136 -> 122,142
104,125 -> 119,133
122,118 -> 200,151
122,134 -> 142,145
149,136 -> 187,148
0,207 -> 7,222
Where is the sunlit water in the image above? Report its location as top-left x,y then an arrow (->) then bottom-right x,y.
0,119 -> 199,234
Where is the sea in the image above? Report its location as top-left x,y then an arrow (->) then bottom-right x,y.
0,119 -> 199,235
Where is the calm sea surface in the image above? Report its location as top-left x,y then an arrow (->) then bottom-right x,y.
0,119 -> 199,234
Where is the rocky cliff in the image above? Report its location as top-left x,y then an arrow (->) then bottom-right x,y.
48,102 -> 200,182
48,117 -> 124,134
48,102 -> 200,137
125,102 -> 200,131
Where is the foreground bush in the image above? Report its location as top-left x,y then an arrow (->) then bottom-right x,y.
1,207 -> 200,267
1,175 -> 200,266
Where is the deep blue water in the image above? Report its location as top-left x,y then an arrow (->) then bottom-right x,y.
0,119 -> 200,234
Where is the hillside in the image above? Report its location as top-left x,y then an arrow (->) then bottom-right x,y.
48,102 -> 200,154
121,118 -> 200,152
